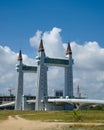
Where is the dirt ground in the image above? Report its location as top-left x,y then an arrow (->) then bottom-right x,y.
0,115 -> 103,130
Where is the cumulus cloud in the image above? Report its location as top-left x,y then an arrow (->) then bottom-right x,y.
30,30 -> 42,48
0,27 -> 104,99
71,42 -> 104,99
72,41 -> 104,70
30,27 -> 65,58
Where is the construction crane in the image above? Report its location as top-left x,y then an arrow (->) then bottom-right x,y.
8,87 -> 15,96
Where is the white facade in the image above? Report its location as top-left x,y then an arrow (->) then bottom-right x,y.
64,54 -> 73,98
35,49 -> 48,110
15,51 -> 23,110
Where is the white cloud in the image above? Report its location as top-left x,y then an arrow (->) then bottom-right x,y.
72,41 -> 104,70
71,41 -> 104,99
30,27 -> 65,58
0,27 -> 104,100
30,30 -> 42,48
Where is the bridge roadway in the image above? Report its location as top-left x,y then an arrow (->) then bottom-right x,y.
47,98 -> 104,105
0,98 -> 104,108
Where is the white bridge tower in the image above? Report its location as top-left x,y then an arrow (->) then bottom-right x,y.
65,43 -> 73,98
15,50 -> 23,110
35,40 -> 48,110
15,40 -> 74,110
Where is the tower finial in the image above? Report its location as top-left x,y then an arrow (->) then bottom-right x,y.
38,39 -> 44,52
66,42 -> 72,55
18,50 -> 22,61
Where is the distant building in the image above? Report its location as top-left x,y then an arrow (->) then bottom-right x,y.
54,90 -> 63,97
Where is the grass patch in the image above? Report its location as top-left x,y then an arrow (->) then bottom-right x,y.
62,125 -> 104,130
20,110 -> 104,123
0,110 -> 104,123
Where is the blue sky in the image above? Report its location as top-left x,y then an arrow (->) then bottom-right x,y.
0,0 -> 104,99
0,0 -> 104,57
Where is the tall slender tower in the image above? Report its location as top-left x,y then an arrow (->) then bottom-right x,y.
35,40 -> 48,110
64,43 -> 73,98
77,85 -> 81,98
15,50 -> 23,110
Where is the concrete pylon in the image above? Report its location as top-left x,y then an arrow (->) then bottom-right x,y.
64,43 -> 73,98
35,40 -> 48,110
15,50 -> 23,110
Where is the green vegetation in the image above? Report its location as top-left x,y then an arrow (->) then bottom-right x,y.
0,110 -> 104,123
20,110 -> 104,123
88,105 -> 104,110
0,110 -> 104,130
61,125 -> 104,130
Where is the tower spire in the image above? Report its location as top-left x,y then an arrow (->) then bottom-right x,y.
38,39 -> 44,52
66,42 -> 72,55
18,50 -> 22,61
